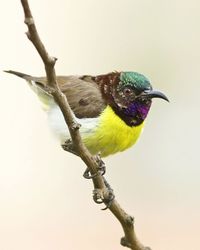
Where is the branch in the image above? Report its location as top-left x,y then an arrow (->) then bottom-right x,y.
20,1 -> 151,249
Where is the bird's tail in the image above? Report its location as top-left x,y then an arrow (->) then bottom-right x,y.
4,70 -> 33,85
4,70 -> 32,80
4,70 -> 53,110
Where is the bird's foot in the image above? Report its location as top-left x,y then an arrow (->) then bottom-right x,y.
83,153 -> 106,179
61,139 -> 78,156
93,177 -> 115,210
81,152 -> 114,209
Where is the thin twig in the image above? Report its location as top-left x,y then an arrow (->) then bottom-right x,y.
20,1 -> 151,249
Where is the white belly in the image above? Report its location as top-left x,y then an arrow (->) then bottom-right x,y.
47,104 -> 100,143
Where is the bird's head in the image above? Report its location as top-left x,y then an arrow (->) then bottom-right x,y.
115,71 -> 169,126
95,71 -> 169,126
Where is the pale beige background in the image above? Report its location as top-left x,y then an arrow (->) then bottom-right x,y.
0,1 -> 200,250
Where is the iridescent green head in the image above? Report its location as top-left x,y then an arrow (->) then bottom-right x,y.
116,71 -> 169,125
119,72 -> 151,93
94,71 -> 169,126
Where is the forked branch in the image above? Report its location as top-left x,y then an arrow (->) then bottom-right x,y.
20,1 -> 151,249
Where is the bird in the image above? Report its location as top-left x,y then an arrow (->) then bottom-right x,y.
5,70 -> 168,157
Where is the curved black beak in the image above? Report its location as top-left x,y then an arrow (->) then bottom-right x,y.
140,89 -> 169,102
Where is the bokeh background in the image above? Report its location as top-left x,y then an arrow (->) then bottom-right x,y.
0,0 -> 200,249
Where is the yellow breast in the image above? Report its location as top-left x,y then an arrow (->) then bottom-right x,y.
83,106 -> 144,157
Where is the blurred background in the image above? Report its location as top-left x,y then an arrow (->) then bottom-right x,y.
0,0 -> 200,249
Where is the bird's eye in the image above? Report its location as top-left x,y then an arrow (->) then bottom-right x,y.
123,87 -> 133,96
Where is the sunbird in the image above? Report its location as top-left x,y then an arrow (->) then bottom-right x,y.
5,70 -> 168,157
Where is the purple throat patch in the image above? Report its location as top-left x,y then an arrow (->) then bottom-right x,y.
124,102 -> 151,120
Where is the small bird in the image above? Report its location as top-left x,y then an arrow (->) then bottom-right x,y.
5,70 -> 168,157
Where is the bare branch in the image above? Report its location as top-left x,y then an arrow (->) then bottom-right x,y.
20,1 -> 151,249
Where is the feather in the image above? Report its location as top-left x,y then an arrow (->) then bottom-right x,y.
5,70 -> 106,118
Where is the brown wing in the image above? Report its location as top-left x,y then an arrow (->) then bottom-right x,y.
5,70 -> 106,118
35,75 -> 106,118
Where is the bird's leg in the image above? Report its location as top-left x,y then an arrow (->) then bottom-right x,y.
62,143 -> 113,209
83,153 -> 115,209
61,139 -> 79,156
95,153 -> 106,176
83,153 -> 106,179
101,177 -> 115,210
93,176 -> 115,210
62,142 -> 105,178
62,142 -> 114,209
